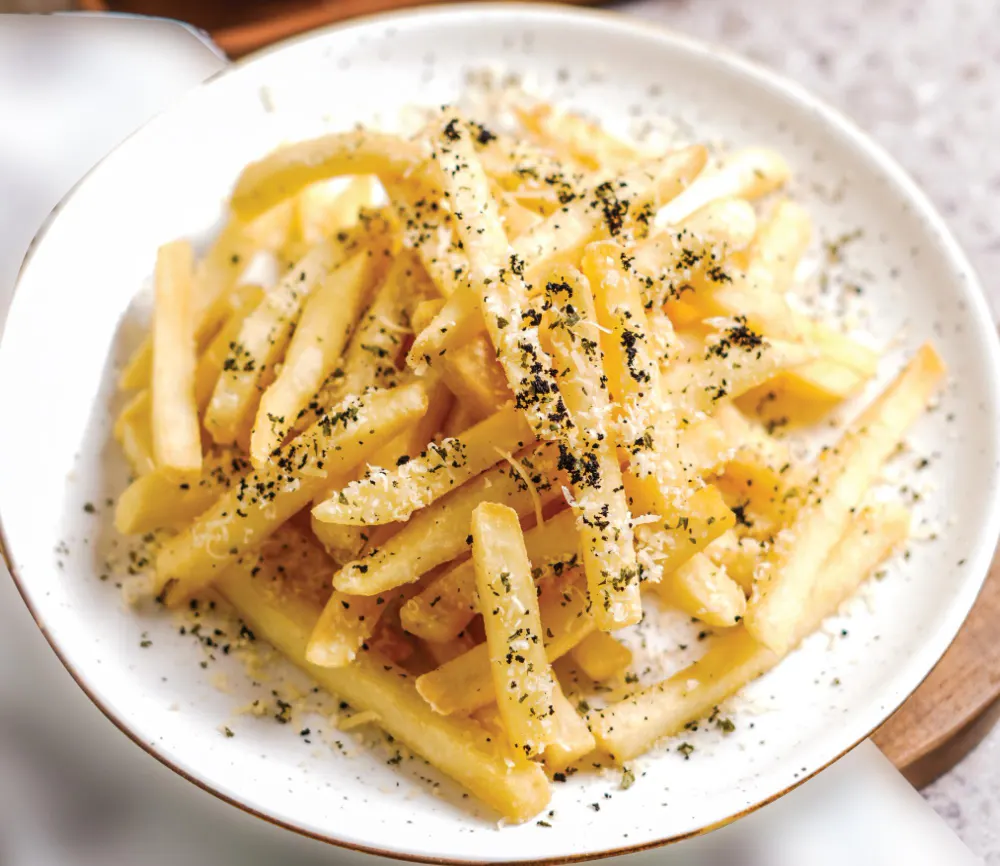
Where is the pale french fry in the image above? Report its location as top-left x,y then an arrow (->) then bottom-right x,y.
314,403 -> 533,526
151,240 -> 202,478
655,148 -> 790,229
591,503 -> 910,761
438,334 -> 513,422
543,271 -> 642,630
472,503 -> 592,758
215,540 -> 551,823
155,384 -> 428,603
400,508 -> 579,643
230,130 -> 426,222
333,442 -> 567,596
652,553 -> 746,627
194,284 -> 266,412
114,390 -> 155,477
745,345 -> 945,654
570,631 -> 633,682
407,144 -> 708,369
415,572 -> 593,715
204,234 -> 366,445
114,449 -> 250,535
496,188 -> 543,239
119,218 -> 256,391
250,250 -> 380,465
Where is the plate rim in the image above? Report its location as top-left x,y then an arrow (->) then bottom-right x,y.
3,3 -> 1000,862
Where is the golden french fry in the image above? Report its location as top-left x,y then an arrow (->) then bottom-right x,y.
513,103 -> 641,172
472,503 -> 593,758
156,384 -> 428,603
114,390 -> 155,477
705,531 -> 762,594
438,334 -> 513,422
652,553 -> 746,627
296,175 -> 382,247
194,284 -> 265,412
151,240 -> 202,478
570,631 -> 633,682
591,503 -> 910,761
314,403 -> 533,526
400,508 -> 579,643
250,250 -> 381,465
216,537 -> 551,823
306,583 -> 415,668
115,449 -> 250,535
543,270 -> 641,630
119,218 -> 257,391
745,345 -> 944,654
415,571 -> 593,715
333,442 -> 567,596
655,148 -> 790,228
407,144 -> 708,369
204,235 -> 361,445
230,130 -> 426,222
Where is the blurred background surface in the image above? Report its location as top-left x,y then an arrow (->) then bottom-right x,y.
1,1 -> 999,863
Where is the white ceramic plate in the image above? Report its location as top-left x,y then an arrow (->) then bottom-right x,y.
2,5 -> 999,862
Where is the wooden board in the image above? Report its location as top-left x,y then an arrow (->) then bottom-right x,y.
874,546 -> 1000,787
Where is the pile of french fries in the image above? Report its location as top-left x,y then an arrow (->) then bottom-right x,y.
113,101 -> 944,823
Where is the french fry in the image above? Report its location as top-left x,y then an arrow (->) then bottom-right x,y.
539,689 -> 598,772
438,334 -> 513,422
115,449 -> 250,535
655,148 -> 790,229
591,503 -> 910,761
570,631 -> 633,682
652,553 -> 746,627
314,403 -> 533,526
151,240 -> 202,478
295,253 -> 427,437
513,103 -> 641,172
204,234 -> 364,445
114,390 -> 155,477
442,400 -> 478,437
296,175 -> 382,247
230,130 -> 426,222
216,539 -> 551,823
306,584 -> 414,668
155,384 -> 428,603
472,503 -> 593,758
333,442 -> 567,596
705,531 -> 762,594
424,631 -> 478,667
194,284 -> 266,412
119,218 -> 256,391
659,335 -> 815,417
400,508 -> 579,643
745,345 -> 945,653
407,144 -> 708,369
250,250 -> 380,465
543,271 -> 642,630
416,571 -> 593,715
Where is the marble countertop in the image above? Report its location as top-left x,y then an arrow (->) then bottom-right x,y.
0,2 -> 997,863
617,2 -> 999,859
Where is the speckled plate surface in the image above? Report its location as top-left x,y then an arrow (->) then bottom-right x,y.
2,5 -> 999,862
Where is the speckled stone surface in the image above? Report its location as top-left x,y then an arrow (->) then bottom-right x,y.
617,0 -> 1000,860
